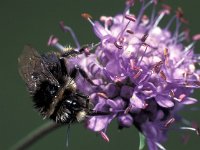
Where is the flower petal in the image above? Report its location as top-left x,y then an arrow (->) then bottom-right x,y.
87,116 -> 112,131
181,97 -> 198,105
155,95 -> 174,108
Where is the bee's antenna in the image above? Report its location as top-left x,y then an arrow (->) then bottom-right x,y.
65,123 -> 71,148
60,21 -> 81,49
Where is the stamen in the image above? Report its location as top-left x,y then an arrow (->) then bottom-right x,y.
173,17 -> 181,44
100,16 -> 113,30
81,13 -> 94,25
179,94 -> 186,100
174,57 -> 185,68
97,92 -> 108,99
125,0 -> 134,8
194,81 -> 200,87
47,35 -> 66,52
193,34 -> 200,41
164,48 -> 169,66
177,29 -> 190,43
99,131 -> 110,142
59,21 -> 81,49
153,61 -> 163,74
124,105 -> 132,114
125,14 -> 136,22
141,33 -> 149,42
139,70 -> 153,84
156,142 -> 166,150
130,59 -> 141,71
135,0 -> 154,29
114,41 -> 123,49
126,29 -> 134,34
164,15 -> 176,31
142,15 -> 149,25
180,126 -> 196,131
196,127 -> 200,136
180,124 -> 200,136
169,90 -> 175,98
48,35 -> 58,46
155,142 -> 166,150
153,11 -> 165,28
124,0 -> 134,15
162,4 -> 171,14
133,69 -> 143,79
137,44 -> 148,65
165,118 -> 175,127
160,71 -> 167,81
176,7 -> 188,24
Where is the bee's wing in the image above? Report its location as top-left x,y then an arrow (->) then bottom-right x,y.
18,45 -> 59,94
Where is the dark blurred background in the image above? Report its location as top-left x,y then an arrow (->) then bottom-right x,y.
0,0 -> 200,150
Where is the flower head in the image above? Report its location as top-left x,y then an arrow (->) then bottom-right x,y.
49,0 -> 200,149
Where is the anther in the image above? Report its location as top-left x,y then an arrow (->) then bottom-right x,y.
160,71 -> 167,81
169,90 -> 175,98
153,61 -> 163,74
165,118 -> 175,127
48,35 -> 58,46
125,14 -> 136,22
164,48 -> 169,66
179,94 -> 186,101
194,81 -> 200,86
141,33 -> 149,42
97,92 -> 108,99
161,4 -> 171,15
125,0 -> 134,7
193,34 -> 200,41
164,48 -> 169,57
130,59 -> 140,70
133,69 -> 142,79
114,41 -> 123,49
47,35 -> 66,52
99,131 -> 110,142
124,105 -> 132,114
81,13 -> 94,25
126,29 -> 134,34
81,13 -> 92,20
176,7 -> 188,24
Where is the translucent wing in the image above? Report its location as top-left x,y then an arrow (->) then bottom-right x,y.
18,45 -> 59,95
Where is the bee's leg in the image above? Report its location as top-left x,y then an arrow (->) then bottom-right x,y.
59,58 -> 68,75
74,65 -> 96,86
62,50 -> 80,58
75,92 -> 89,99
75,92 -> 90,108
69,65 -> 96,86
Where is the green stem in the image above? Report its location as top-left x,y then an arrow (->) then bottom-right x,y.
11,122 -> 64,150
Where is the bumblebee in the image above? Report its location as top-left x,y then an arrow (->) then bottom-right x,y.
18,45 -> 96,124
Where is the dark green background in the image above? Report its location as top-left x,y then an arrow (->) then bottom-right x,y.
0,0 -> 200,150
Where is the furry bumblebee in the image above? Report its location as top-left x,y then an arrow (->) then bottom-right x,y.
18,45 -> 98,124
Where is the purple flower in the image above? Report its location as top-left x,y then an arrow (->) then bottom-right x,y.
76,1 -> 200,149
49,0 -> 200,149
